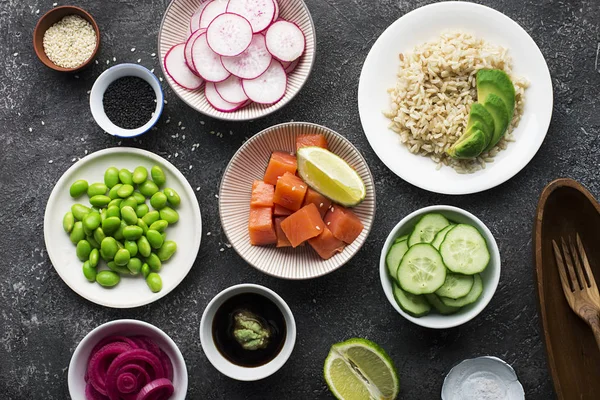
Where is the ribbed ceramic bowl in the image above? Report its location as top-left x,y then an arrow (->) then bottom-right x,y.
219,122 -> 375,279
158,0 -> 316,121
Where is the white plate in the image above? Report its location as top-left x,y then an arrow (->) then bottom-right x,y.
44,148 -> 202,308
358,1 -> 553,195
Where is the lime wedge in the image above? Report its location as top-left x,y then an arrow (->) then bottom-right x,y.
297,147 -> 366,207
324,338 -> 399,400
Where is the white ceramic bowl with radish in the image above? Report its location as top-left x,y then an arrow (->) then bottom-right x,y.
159,0 -> 315,120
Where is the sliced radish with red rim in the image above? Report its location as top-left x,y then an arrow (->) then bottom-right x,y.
284,58 -> 299,74
184,28 -> 206,74
227,0 -> 275,33
242,59 -> 287,104
205,81 -> 246,112
221,33 -> 272,79
265,20 -> 305,62
273,0 -> 279,22
164,44 -> 204,90
215,75 -> 249,103
192,33 -> 231,82
190,2 -> 208,33
207,13 -> 253,57
199,0 -> 229,29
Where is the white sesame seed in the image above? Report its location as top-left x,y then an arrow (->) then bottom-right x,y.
207,232 -> 212,236
131,48 -> 136,52
164,100 -> 168,104
150,68 -> 154,73
189,165 -> 193,170
219,248 -> 224,252
42,14 -> 97,68
166,119 -> 170,124
159,77 -> 163,82
181,126 -> 185,130
53,2 -> 57,6
174,152 -> 178,157
13,52 -> 18,57
182,135 -> 186,140
215,194 -> 219,199
327,222 -> 331,226
316,226 -> 321,230
225,243 -> 232,248
113,56 -> 116,62
84,150 -> 88,155
74,75 -> 79,79
199,121 -> 205,125
196,187 -> 200,191
292,186 -> 296,191
331,207 -> 335,212
319,202 -> 323,207
151,53 -> 156,57
95,60 -> 98,64
28,127 -> 32,132
41,121 -> 45,125
48,160 -> 53,163
178,121 -> 182,126
71,158 -> 76,162
106,60 -> 110,64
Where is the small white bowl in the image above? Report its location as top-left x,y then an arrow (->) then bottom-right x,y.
68,319 -> 188,400
90,63 -> 164,137
199,284 -> 296,381
380,205 -> 501,329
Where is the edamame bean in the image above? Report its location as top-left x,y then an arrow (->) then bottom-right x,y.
96,270 -> 120,287
161,232 -> 167,242
146,253 -> 162,272
150,192 -> 167,210
119,169 -> 133,185
83,223 -> 94,237
133,166 -> 148,184
100,208 -> 107,222
108,183 -> 123,199
137,219 -> 148,235
142,263 -> 150,278
83,211 -> 101,231
138,180 -> 159,197
93,227 -> 106,244
114,248 -> 130,266
163,188 -> 181,207
82,261 -> 97,282
142,211 -> 160,226
90,206 -> 100,213
101,237 -> 118,259
63,212 -> 75,233
89,248 -> 99,267
157,241 -> 177,261
107,261 -> 130,274
106,206 -> 120,219
86,235 -> 101,249
124,240 -> 138,257
151,166 -> 166,187
116,240 -> 124,249
108,198 -> 122,208
104,167 -> 120,188
71,204 -> 91,221
127,257 -> 143,275
87,182 -> 108,197
114,221 -> 127,241
76,240 -> 92,261
69,180 -> 89,198
121,206 -> 138,225
132,191 -> 146,204
159,207 -> 179,224
123,225 -> 143,240
120,196 -> 137,210
90,195 -> 111,208
70,221 -> 85,244
149,220 -> 168,233
136,204 -> 149,218
146,272 -> 162,293
146,229 -> 164,249
117,184 -> 134,198
137,236 -> 152,258
102,217 -> 121,235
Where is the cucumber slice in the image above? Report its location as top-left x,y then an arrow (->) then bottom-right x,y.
439,224 -> 490,275
425,293 -> 460,315
435,272 -> 474,299
431,224 -> 455,250
393,283 -> 431,317
386,240 -> 408,282
397,243 -> 446,295
408,213 -> 450,247
440,274 -> 484,308
394,234 -> 409,244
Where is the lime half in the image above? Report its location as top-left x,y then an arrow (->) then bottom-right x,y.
324,338 -> 399,400
297,147 -> 366,207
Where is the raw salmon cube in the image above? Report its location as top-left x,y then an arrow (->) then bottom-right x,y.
324,205 -> 364,244
273,204 -> 293,217
263,151 -> 297,185
274,217 -> 292,248
280,203 -> 325,247
250,180 -> 275,207
296,134 -> 328,152
308,226 -> 345,260
302,188 -> 332,218
248,207 -> 277,246
273,172 -> 307,212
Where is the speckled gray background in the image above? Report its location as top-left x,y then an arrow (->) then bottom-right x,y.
0,0 -> 598,398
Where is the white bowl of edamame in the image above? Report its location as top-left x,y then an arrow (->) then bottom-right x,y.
379,205 -> 501,329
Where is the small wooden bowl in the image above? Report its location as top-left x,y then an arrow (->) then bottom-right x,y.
33,6 -> 100,72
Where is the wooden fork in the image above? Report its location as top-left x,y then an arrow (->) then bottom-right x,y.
552,234 -> 600,351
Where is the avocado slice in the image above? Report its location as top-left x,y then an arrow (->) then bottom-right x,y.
447,124 -> 488,159
482,93 -> 510,151
466,103 -> 495,149
477,69 -> 515,121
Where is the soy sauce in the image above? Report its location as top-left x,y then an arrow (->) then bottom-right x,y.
212,292 -> 286,367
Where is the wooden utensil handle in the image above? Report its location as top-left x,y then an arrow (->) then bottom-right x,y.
583,305 -> 600,351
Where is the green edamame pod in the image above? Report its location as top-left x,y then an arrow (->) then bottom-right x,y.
82,261 -> 97,282
70,221 -> 85,244
146,230 -> 164,249
163,188 -> 181,207
76,240 -> 92,261
137,219 -> 149,235
132,192 -> 146,205
149,220 -> 168,233
101,237 -> 119,259
96,270 -> 120,287
83,211 -> 101,231
104,167 -> 120,188
137,236 -> 152,258
120,196 -> 138,210
123,225 -> 143,241
87,182 -> 108,197
146,272 -> 162,293
71,204 -> 91,221
142,211 -> 160,226
138,180 -> 159,197
146,253 -> 162,272
93,227 -> 106,244
113,221 -> 127,241
63,212 -> 75,233
106,206 -> 121,219
102,216 -> 121,235
108,183 -> 123,199
108,198 -> 122,208
69,180 -> 89,198
133,166 -> 148,184
121,206 -> 138,225
89,248 -> 99,267
117,184 -> 134,198
150,192 -> 168,210
124,240 -> 138,257
157,241 -> 177,261
135,204 -> 149,218
127,257 -> 143,275
159,207 -> 179,224
114,248 -> 131,266
142,263 -> 150,278
151,166 -> 166,187
90,195 -> 111,208
119,169 -> 133,185
86,235 -> 101,249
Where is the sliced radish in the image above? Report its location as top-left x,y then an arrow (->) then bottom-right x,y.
190,2 -> 208,33
215,75 -> 249,103
191,33 -> 231,82
184,28 -> 206,74
205,81 -> 245,112
265,20 -> 305,62
273,0 -> 279,22
199,0 -> 229,29
284,58 -> 299,74
242,59 -> 286,104
164,44 -> 204,90
207,13 -> 253,57
221,33 -> 272,79
227,0 -> 275,33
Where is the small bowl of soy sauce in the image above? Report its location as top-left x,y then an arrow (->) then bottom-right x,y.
90,63 -> 163,138
200,284 -> 296,381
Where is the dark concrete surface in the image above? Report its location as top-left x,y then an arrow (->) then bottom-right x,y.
0,0 -> 598,398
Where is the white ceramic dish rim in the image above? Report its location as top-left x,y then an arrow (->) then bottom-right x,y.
379,205 -> 501,329
199,284 -> 296,381
358,1 -> 554,195
43,147 -> 202,308
67,319 -> 188,400
90,63 -> 164,138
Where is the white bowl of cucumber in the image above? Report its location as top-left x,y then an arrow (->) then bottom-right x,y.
380,205 -> 500,329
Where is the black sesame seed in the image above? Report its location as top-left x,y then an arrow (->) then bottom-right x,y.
103,76 -> 156,129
